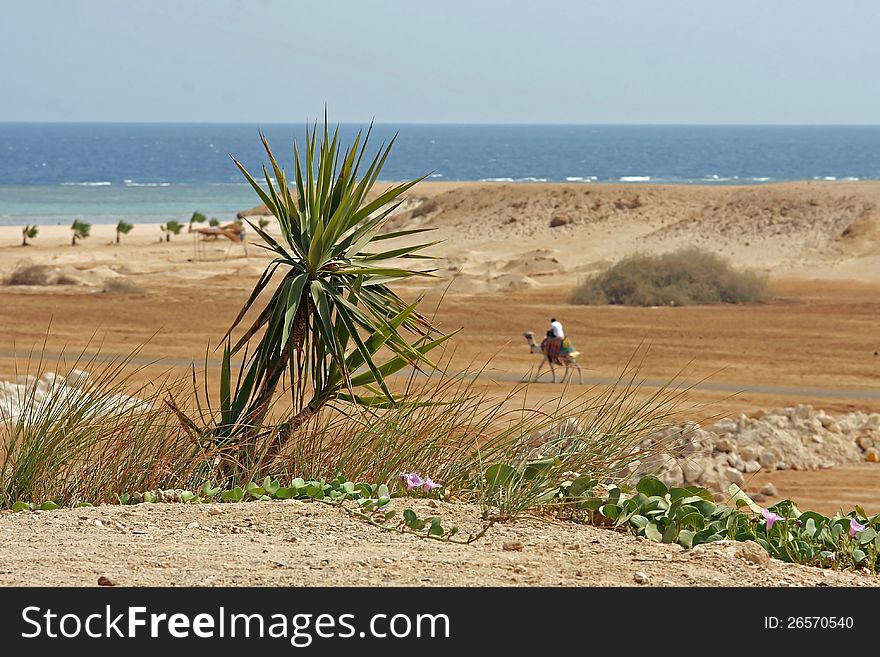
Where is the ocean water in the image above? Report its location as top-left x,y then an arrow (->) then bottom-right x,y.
2,123 -> 880,226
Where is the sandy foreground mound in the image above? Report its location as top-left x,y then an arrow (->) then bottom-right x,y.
4,259 -> 123,287
0,499 -> 876,587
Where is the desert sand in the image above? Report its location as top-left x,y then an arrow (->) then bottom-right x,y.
1,180 -> 879,585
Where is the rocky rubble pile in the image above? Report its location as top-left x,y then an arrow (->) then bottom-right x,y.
0,371 -> 148,423
625,405 -> 880,499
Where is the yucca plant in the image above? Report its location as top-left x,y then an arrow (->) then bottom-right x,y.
115,220 -> 133,243
71,219 -> 90,246
183,118 -> 452,466
21,224 -> 38,246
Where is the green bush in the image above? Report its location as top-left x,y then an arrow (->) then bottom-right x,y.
576,477 -> 880,574
570,248 -> 767,306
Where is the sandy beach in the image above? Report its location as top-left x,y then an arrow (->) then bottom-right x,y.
1,180 -> 879,586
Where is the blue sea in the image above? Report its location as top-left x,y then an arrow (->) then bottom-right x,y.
2,123 -> 880,226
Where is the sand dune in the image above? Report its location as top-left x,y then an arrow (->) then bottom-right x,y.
7,181 -> 880,297
240,180 -> 880,293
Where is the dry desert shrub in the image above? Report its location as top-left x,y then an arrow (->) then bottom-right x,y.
570,247 -> 767,306
101,277 -> 144,294
6,263 -> 54,286
5,262 -> 81,286
410,198 -> 439,218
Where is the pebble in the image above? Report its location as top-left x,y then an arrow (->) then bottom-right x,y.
742,460 -> 761,473
759,451 -> 778,469
503,541 -> 524,552
714,438 -> 734,453
723,467 -> 744,486
633,571 -> 649,585
761,482 -> 778,497
735,541 -> 770,566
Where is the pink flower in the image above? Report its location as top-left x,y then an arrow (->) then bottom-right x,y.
400,472 -> 424,492
762,508 -> 784,531
423,477 -> 441,493
849,517 -> 866,538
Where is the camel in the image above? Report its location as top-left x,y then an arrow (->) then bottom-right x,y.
523,331 -> 583,384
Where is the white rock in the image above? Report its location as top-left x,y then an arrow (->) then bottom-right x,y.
722,467 -> 745,486
759,451 -> 778,469
661,464 -> 684,488
714,420 -> 738,434
715,438 -> 734,453
681,459 -> 705,484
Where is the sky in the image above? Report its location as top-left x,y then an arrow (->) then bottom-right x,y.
1,0 -> 878,124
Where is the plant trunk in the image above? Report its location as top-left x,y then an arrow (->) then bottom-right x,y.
72,235 -> 77,246
116,232 -> 120,244
264,402 -> 320,463
21,236 -> 27,247
165,233 -> 170,242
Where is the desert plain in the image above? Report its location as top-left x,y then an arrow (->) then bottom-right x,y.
1,180 -> 878,586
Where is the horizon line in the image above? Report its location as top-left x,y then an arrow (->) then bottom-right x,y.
2,120 -> 880,128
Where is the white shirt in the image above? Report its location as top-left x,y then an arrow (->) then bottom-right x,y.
550,320 -> 565,339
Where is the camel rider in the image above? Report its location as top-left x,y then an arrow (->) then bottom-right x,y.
548,318 -> 575,357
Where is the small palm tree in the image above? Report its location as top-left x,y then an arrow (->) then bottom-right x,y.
71,219 -> 91,246
209,218 -> 221,227
115,220 -> 134,244
21,225 -> 38,246
258,217 -> 271,230
160,220 -> 184,242
175,117 -> 452,465
189,211 -> 207,232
